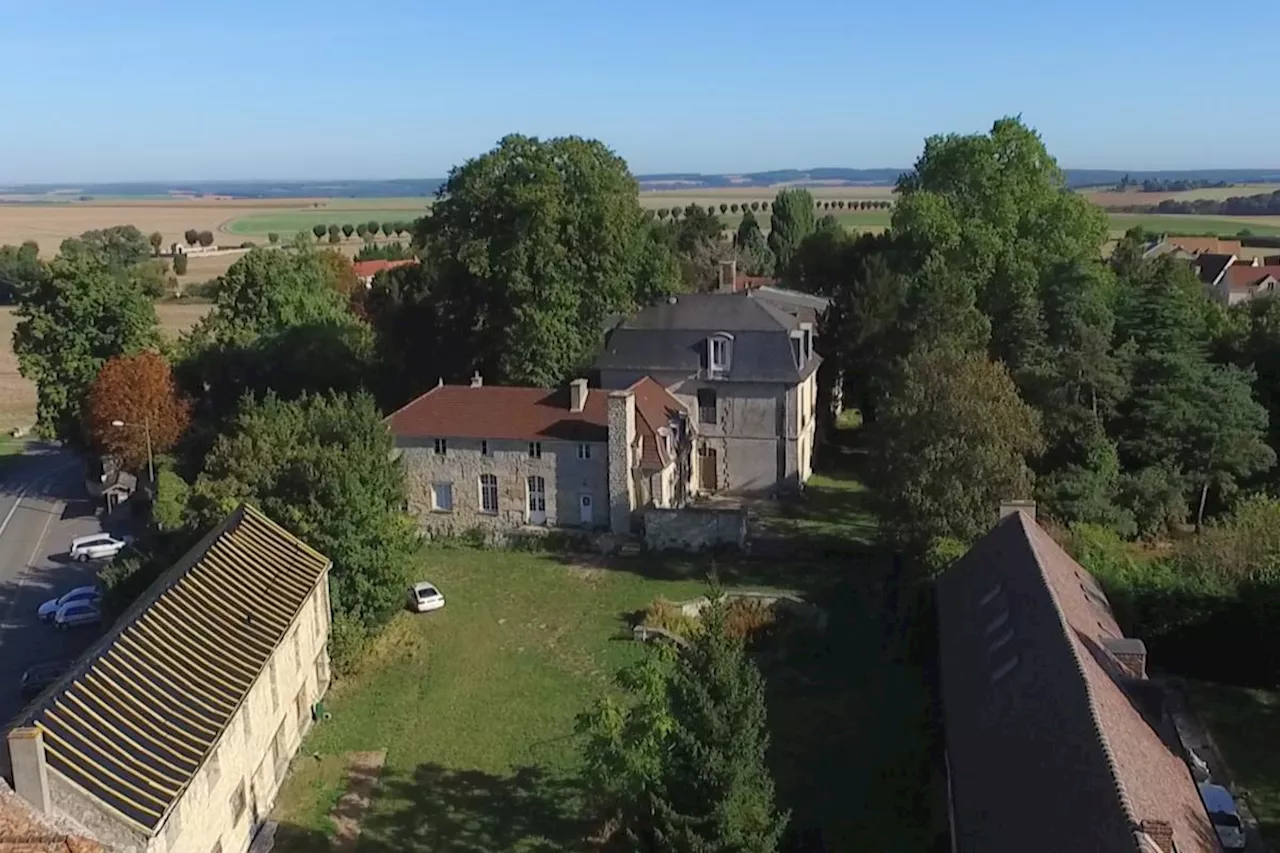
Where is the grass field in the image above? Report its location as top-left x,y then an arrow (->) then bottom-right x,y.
271,470 -> 943,852
223,208 -> 427,236
0,303 -> 209,433
1186,680 -> 1280,847
1108,213 -> 1280,237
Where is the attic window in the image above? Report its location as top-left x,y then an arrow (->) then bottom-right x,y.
790,332 -> 803,369
991,654 -> 1020,683
708,334 -> 732,373
800,323 -> 814,362
978,581 -> 1003,607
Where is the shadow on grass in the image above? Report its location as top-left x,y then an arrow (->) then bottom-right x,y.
355,763 -> 590,853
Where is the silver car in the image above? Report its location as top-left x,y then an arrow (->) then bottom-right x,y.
37,586 -> 101,622
68,533 -> 131,562
53,600 -> 102,629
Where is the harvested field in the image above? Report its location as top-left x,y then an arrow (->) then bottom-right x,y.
0,302 -> 210,433
1086,183 -> 1280,208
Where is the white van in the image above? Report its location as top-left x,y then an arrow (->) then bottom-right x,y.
1199,782 -> 1246,851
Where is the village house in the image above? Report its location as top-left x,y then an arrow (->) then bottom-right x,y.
351,258 -> 417,288
935,503 -> 1218,853
387,375 -> 694,536
3,505 -> 333,853
594,284 -> 821,495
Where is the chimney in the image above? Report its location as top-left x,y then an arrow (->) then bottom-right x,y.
718,259 -> 738,293
607,390 -> 637,534
8,727 -> 51,813
569,378 -> 589,413
1138,819 -> 1174,853
469,371 -> 483,388
998,499 -> 1036,522
1103,637 -> 1148,680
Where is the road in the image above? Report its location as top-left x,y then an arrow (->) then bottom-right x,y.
0,447 -> 110,724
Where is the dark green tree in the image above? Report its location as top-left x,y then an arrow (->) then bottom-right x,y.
197,230 -> 214,247
767,188 -> 815,277
355,223 -> 368,239
366,220 -> 380,237
148,231 -> 164,256
410,134 -> 679,387
60,226 -> 152,269
184,229 -> 199,247
13,256 -> 159,440
0,241 -> 44,303
327,224 -> 341,243
173,253 -> 189,276
733,210 -> 774,277
719,203 -> 728,214
342,224 -> 355,239
267,232 -> 280,245
312,224 -> 326,240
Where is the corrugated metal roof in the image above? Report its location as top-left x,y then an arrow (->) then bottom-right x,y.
23,505 -> 330,834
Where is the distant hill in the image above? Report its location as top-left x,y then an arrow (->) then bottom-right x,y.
3,169 -> 1279,200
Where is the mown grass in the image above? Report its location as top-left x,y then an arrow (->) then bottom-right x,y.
1108,212 -> 1280,237
271,468 -> 943,853
1186,680 -> 1280,848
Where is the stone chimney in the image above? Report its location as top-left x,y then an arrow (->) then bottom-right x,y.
1138,819 -> 1174,853
8,727 -> 51,813
718,259 -> 738,293
607,390 -> 636,534
998,499 -> 1036,522
569,378 -> 589,413
469,371 -> 483,388
1103,637 -> 1148,679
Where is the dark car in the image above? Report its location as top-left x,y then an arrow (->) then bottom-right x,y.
19,660 -> 69,700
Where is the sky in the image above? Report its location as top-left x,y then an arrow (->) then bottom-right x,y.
1,0 -> 1278,183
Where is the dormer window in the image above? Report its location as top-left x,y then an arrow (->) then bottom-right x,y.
790,331 -> 804,369
708,334 -> 732,374
800,323 -> 814,362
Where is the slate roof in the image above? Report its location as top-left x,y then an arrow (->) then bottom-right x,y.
0,781 -> 101,853
21,505 -> 330,834
386,384 -> 610,443
596,292 -> 819,383
935,511 -> 1217,853
1192,252 -> 1236,286
629,377 -> 688,471
749,286 -> 831,326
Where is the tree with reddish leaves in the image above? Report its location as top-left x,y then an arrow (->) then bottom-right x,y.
85,351 -> 190,473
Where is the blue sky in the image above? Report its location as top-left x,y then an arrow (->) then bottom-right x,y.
2,0 -> 1278,182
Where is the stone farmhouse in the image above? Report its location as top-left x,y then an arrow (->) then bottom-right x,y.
3,505 -> 333,853
388,375 -> 693,536
595,287 -> 822,495
936,504 -> 1218,853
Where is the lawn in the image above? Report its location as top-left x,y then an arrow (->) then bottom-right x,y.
1185,681 -> 1280,847
271,470 -> 943,852
1107,212 -> 1280,237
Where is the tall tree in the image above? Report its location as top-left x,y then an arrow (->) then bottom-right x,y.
733,210 -> 774,278
197,230 -> 214,247
60,226 -> 153,269
148,231 -> 164,256
85,351 -> 191,471
184,229 -> 199,247
767,188 -> 815,277
342,223 -> 355,239
411,134 -> 679,387
870,346 -> 1044,549
13,256 -> 159,440
892,117 -> 1108,376
312,224 -> 326,240
0,241 -> 44,303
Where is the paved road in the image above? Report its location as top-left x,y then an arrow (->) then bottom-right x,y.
0,447 -> 110,724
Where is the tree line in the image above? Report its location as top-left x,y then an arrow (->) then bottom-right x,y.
651,198 -> 891,221
1148,188 -> 1280,216
309,220 -> 413,244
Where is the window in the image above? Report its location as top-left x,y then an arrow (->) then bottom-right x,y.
316,654 -> 330,691
527,476 -> 546,516
292,631 -> 302,671
481,440 -> 490,456
577,443 -> 591,460
528,442 -> 542,459
272,722 -> 287,773
431,482 -> 454,512
433,438 -> 447,456
296,688 -> 309,727
207,746 -> 222,791
697,389 -> 717,425
790,333 -> 803,369
269,659 -> 279,712
243,701 -> 253,743
709,335 -> 731,372
230,781 -> 246,823
479,474 -> 499,514
801,325 -> 813,362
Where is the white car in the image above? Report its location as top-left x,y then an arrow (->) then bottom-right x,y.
1199,782 -> 1247,851
53,600 -> 102,630
408,581 -> 445,613
37,586 -> 101,622
68,533 -> 131,562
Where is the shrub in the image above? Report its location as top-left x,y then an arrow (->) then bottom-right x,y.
239,241 -> 256,249
329,613 -> 370,675
152,467 -> 190,530
267,232 -> 280,245
172,253 -> 189,276
197,230 -> 214,247
641,595 -> 780,642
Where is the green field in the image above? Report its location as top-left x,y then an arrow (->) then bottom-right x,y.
224,208 -> 429,235
1108,213 -> 1280,237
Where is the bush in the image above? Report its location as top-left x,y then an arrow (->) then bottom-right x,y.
197,230 -> 215,247
173,253 -> 189,276
267,232 -> 280,245
329,613 -> 370,675
152,467 -> 190,530
641,595 -> 780,642
239,241 -> 256,249
183,277 -> 219,300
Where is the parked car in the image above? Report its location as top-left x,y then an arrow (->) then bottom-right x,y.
19,660 -> 69,699
408,581 -> 445,613
1199,782 -> 1247,851
37,586 -> 101,622
68,533 -> 131,562
53,600 -> 102,630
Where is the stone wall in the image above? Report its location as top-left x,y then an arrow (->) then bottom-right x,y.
643,507 -> 747,552
400,437 -> 609,536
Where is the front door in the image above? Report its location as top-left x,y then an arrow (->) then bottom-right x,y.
698,444 -> 718,491
527,476 -> 546,525
579,494 -> 594,525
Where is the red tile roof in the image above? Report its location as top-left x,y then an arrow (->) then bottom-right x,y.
1167,236 -> 1243,255
0,783 -> 101,853
936,512 -> 1217,853
352,258 -> 417,279
1225,264 -> 1280,291
629,377 -> 687,470
386,383 -> 609,443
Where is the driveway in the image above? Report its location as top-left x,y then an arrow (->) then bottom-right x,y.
0,447 -> 112,725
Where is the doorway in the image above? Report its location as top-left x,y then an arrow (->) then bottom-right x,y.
579,494 -> 594,525
698,444 -> 718,491
527,476 -> 546,525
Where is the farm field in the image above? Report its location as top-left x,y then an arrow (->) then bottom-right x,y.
1107,212 -> 1280,237
1085,183 -> 1280,208
0,303 -> 209,433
